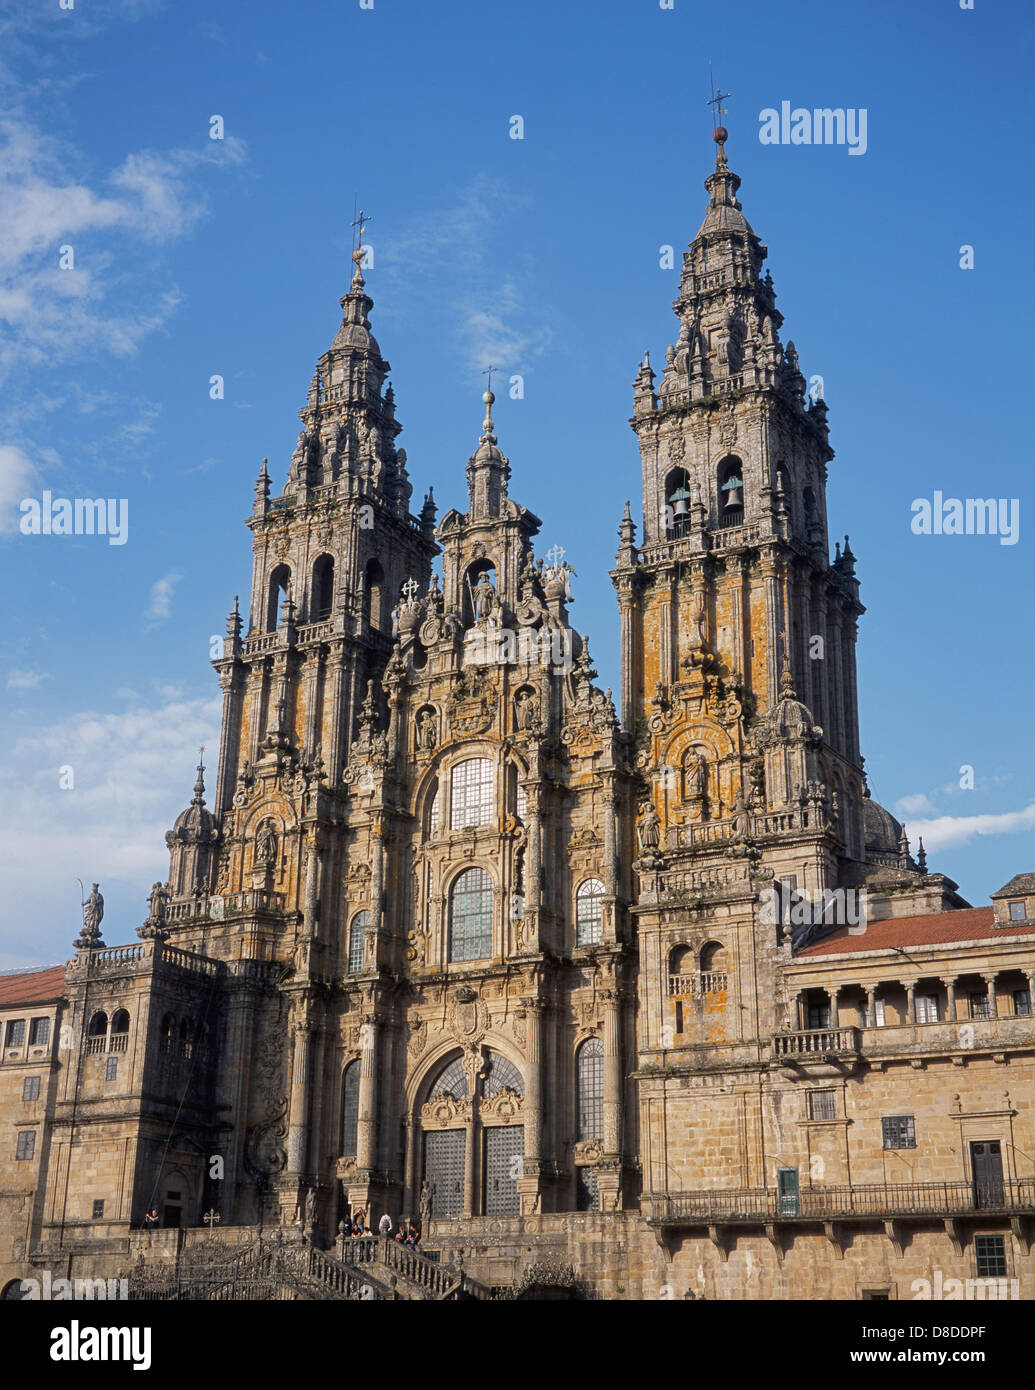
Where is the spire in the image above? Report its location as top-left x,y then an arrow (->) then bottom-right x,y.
466,382 -> 511,520
916,837 -> 928,875
192,749 -> 207,806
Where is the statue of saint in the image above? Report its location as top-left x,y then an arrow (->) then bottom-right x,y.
473,571 -> 496,621
684,750 -> 707,800
84,883 -> 104,933
419,1180 -> 432,1229
255,819 -> 278,866
147,881 -> 168,923
416,709 -> 437,751
636,803 -> 660,851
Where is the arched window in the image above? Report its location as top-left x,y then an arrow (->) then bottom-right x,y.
428,779 -> 441,836
484,1052 -> 524,1097
160,1014 -> 174,1053
341,1062 -> 360,1157
429,1056 -> 469,1102
449,867 -> 492,962
311,554 -> 334,621
88,1012 -> 108,1037
717,456 -> 744,527
179,1018 -> 194,1059
700,940 -> 728,973
348,911 -> 370,975
575,878 -> 605,946
450,758 -> 494,830
267,564 -> 291,631
577,1038 -> 604,1140
463,560 -> 497,627
111,1010 -> 130,1034
664,467 -> 693,538
363,559 -> 385,633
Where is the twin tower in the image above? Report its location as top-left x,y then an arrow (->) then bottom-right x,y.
59,129 -> 881,1242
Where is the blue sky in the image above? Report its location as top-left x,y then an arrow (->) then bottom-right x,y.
1,0 -> 1032,966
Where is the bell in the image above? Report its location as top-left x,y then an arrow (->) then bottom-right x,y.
670,485 -> 691,517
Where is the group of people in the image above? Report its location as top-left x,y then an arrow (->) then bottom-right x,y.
340,1209 -> 421,1249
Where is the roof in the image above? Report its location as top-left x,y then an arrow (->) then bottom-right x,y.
0,964 -> 66,1008
796,906 -> 1035,959
992,873 -> 1035,898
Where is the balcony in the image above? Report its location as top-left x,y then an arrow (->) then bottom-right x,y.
644,1178 -> 1035,1227
772,1026 -> 859,1060
668,971 -> 728,997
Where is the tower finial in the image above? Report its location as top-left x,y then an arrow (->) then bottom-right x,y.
350,200 -> 372,286
192,748 -> 206,804
480,363 -> 497,437
707,67 -> 732,165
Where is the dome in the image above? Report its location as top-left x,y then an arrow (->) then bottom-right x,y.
863,796 -> 902,856
768,688 -> 817,740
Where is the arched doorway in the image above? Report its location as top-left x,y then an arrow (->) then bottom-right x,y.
419,1050 -> 525,1220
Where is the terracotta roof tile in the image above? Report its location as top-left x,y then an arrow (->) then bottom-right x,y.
796,906 -> 1035,958
0,965 -> 67,1008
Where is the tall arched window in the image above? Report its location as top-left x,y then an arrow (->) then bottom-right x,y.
664,467 -> 693,538
575,879 -> 605,946
449,867 -> 492,962
311,554 -> 334,621
363,559 -> 385,633
700,940 -> 728,973
577,1038 -> 604,1140
450,758 -> 493,830
88,1012 -> 107,1037
341,1062 -> 360,1157
717,456 -> 744,527
267,564 -> 291,631
160,1014 -> 174,1053
348,911 -> 370,974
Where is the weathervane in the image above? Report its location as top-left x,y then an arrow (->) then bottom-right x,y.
707,67 -> 731,131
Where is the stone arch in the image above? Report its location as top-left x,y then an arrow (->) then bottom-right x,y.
267,563 -> 291,632
717,454 -> 744,526
700,940 -> 728,972
310,552 -> 334,621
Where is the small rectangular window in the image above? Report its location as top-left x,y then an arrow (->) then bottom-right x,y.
15,1131 -> 36,1161
969,993 -> 991,1020
674,1001 -> 683,1034
975,1234 -> 1007,1278
808,1089 -> 837,1121
807,1003 -> 831,1030
915,994 -> 940,1024
1013,989 -> 1031,1017
29,1017 -> 50,1046
5,1019 -> 26,1047
1009,901 -> 1027,923
104,1057 -> 118,1082
22,1076 -> 40,1102
860,999 -> 886,1028
882,1116 -> 916,1150
92,1200 -> 105,1220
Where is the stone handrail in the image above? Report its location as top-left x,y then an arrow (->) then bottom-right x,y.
772,1026 -> 859,1058
340,1234 -> 462,1299
668,971 -> 728,997
88,944 -> 146,969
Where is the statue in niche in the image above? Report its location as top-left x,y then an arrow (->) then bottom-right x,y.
684,749 -> 707,801
255,819 -> 278,867
416,709 -> 437,751
473,571 -> 496,621
636,802 -> 661,852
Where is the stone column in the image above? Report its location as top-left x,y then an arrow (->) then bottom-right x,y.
214,667 -> 242,815
761,552 -> 782,708
326,642 -> 348,785
906,981 -> 916,1025
944,977 -> 957,1021
1026,974 -> 1035,1014
812,588 -> 829,737
355,1016 -> 379,1172
602,989 -> 622,1154
302,835 -> 321,937
602,791 -> 617,900
517,1000 -> 544,1214
286,1010 -> 313,1176
727,554 -> 745,678
983,975 -> 998,1019
658,573 -> 674,687
617,588 -> 637,731
247,661 -> 266,762
864,984 -> 877,1027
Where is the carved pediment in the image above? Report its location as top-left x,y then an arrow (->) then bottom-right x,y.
421,1094 -> 471,1126
481,1087 -> 524,1123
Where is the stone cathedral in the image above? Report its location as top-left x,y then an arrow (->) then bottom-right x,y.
2,129 -> 1034,1302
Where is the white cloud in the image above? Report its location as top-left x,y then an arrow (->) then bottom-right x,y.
0,691 -> 221,964
6,668 -> 47,690
904,804 -> 1035,853
0,442 -> 37,534
894,792 -> 937,817
145,570 -> 184,626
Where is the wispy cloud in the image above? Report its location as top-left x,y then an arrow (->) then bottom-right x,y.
6,668 -> 48,690
903,804 -> 1035,853
0,442 -> 37,534
894,792 -> 937,817
145,569 -> 184,626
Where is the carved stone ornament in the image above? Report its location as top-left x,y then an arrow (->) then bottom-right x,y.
421,1093 -> 470,1126
481,1088 -> 524,1123
448,989 -> 486,1043
407,1017 -> 428,1058
573,1138 -> 604,1166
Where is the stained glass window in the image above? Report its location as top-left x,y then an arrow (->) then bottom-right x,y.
341,1062 -> 360,1156
449,867 -> 492,962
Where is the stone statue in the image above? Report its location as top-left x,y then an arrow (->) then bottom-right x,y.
473,571 -> 496,621
419,1180 -> 432,1229
427,573 -> 444,613
517,690 -> 540,731
636,803 -> 660,851
305,1186 -> 317,1229
416,709 -> 437,751
684,750 -> 707,800
255,819 -> 278,866
732,790 -> 751,839
84,883 -> 104,933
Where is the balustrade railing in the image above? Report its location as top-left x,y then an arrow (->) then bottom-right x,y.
772,1026 -> 859,1058
645,1178 -> 1035,1225
668,971 -> 729,997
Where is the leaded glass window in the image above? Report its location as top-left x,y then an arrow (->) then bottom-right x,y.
429,782 -> 441,835
576,1166 -> 599,1212
449,867 -> 492,962
577,1038 -> 604,1140
29,1017 -> 50,1046
484,1052 -> 524,1097
348,911 -> 369,974
341,1062 -> 360,1156
450,758 -> 494,830
516,781 -> 527,822
576,879 -> 605,946
430,1056 -> 469,1102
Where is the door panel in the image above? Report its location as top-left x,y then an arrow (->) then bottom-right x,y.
423,1129 -> 465,1219
971,1141 -> 1004,1208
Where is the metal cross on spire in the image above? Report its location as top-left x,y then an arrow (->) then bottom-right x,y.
707,67 -> 731,130
482,363 -> 497,396
351,198 -> 372,251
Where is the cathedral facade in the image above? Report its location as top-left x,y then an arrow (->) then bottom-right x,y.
2,130 -> 1034,1301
